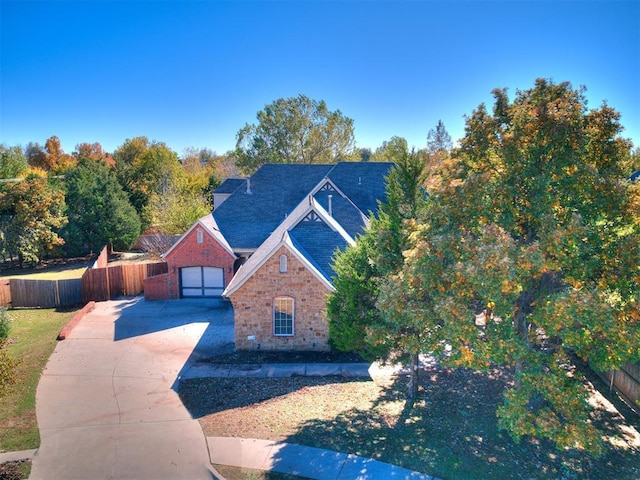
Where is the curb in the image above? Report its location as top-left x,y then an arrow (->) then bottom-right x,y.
57,301 -> 96,340
180,362 -> 372,380
206,437 -> 436,480
0,449 -> 37,464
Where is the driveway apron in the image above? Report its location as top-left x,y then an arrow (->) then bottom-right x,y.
31,297 -> 232,480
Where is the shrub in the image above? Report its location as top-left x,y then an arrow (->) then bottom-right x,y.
0,308 -> 10,341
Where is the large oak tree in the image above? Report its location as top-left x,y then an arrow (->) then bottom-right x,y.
330,79 -> 639,454
234,95 -> 356,173
410,79 -> 638,453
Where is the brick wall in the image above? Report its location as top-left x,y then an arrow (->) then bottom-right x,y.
230,245 -> 332,351
145,223 -> 236,300
144,272 -> 169,300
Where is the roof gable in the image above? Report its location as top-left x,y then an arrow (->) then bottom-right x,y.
213,164 -> 333,250
162,214 -> 236,260
222,195 -> 352,296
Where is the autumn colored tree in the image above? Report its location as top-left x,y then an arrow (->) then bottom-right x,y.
0,175 -> 67,265
399,79 -> 639,453
74,142 -> 115,167
234,95 -> 356,173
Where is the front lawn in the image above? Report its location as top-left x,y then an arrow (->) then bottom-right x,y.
0,308 -> 77,452
180,363 -> 640,480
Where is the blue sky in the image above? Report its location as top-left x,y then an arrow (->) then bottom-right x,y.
1,1 -> 638,157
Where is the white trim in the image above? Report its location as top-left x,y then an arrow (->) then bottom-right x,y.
273,296 -> 294,336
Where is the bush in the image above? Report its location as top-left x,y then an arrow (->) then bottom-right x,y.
0,309 -> 10,341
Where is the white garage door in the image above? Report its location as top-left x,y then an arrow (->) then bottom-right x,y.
180,267 -> 224,297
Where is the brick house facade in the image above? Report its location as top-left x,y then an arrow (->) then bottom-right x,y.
144,216 -> 236,300
230,245 -> 332,351
146,162 -> 393,352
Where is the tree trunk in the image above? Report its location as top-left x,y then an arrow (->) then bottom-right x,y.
407,351 -> 420,399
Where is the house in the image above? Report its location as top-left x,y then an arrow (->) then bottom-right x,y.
143,215 -> 236,300
145,161 -> 394,351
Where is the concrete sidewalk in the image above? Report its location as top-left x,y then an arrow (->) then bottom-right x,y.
207,437 -> 437,480
181,361 -> 372,380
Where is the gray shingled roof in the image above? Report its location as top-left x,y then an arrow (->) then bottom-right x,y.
213,162 -> 394,251
327,162 -> 394,216
312,188 -> 366,238
213,164 -> 333,250
214,178 -> 246,194
289,218 -> 349,281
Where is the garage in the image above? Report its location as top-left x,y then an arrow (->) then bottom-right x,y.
180,266 -> 225,297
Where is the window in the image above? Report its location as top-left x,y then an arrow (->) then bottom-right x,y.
279,254 -> 288,273
196,229 -> 203,244
273,297 -> 294,336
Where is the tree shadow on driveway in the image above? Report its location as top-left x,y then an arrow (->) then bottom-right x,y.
112,296 -> 235,390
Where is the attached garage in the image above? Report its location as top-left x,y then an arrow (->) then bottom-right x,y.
180,266 -> 225,297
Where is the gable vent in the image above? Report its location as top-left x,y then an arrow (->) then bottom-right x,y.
303,211 -> 322,222
320,182 -> 335,192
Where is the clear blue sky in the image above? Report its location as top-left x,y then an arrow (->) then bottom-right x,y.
1,1 -> 638,157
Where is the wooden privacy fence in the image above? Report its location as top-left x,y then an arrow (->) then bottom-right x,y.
600,362 -> 640,414
0,279 -> 10,306
81,262 -> 167,302
3,278 -> 83,308
0,261 -> 167,308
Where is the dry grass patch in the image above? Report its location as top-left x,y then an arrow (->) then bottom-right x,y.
179,364 -> 640,480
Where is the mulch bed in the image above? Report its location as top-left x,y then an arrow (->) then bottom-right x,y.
179,359 -> 640,480
0,460 -> 28,480
203,350 -> 366,365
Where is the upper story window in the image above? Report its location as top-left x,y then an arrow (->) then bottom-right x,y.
196,229 -> 203,244
273,296 -> 294,336
279,254 -> 288,273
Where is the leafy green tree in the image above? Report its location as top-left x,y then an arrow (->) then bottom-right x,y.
234,95 -> 355,173
113,137 -> 182,229
149,187 -> 211,235
0,176 -> 67,265
401,79 -> 639,454
329,143 -> 430,397
0,144 -> 28,179
62,158 -> 141,255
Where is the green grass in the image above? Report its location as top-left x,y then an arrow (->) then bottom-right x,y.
0,308 -> 77,452
1,267 -> 87,280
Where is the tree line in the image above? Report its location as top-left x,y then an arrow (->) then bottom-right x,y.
0,137 -> 239,266
0,94 -> 451,267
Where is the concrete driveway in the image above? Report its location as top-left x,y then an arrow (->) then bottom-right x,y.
31,297 -> 233,480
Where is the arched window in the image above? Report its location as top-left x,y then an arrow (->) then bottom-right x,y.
273,297 -> 294,336
279,254 -> 288,273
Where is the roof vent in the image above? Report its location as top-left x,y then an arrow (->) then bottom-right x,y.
245,177 -> 252,194
358,176 -> 362,185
